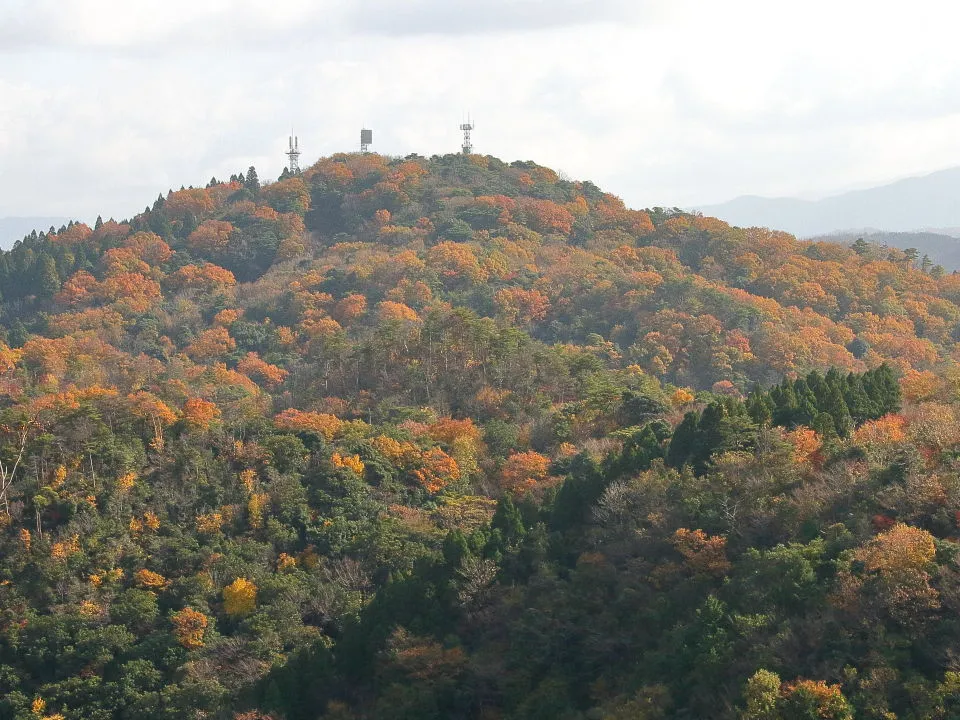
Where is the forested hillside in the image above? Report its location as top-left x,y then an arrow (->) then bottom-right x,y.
1,153 -> 960,719
809,230 -> 960,273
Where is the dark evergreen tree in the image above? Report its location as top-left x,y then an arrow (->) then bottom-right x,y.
666,411 -> 699,470
746,389 -> 774,426
490,495 -> 526,548
305,179 -> 348,235
770,380 -> 799,427
844,373 -> 876,424
861,365 -> 900,417
245,166 -> 261,192
824,366 -> 846,392
812,411 -> 839,442
550,453 -> 605,534
620,390 -> 668,425
821,384 -> 853,437
36,253 -> 61,297
609,420 -> 669,477
8,319 -> 28,347
805,370 -> 827,407
147,207 -> 172,238
792,379 -> 819,427
181,211 -> 198,239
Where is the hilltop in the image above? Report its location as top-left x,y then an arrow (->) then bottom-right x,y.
4,153 -> 954,389
1,153 -> 960,719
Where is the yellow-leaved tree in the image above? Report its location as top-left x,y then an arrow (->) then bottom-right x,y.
223,577 -> 258,618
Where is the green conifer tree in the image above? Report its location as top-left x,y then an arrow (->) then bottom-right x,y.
245,166 -> 261,192
667,411 -> 700,470
36,253 -> 61,297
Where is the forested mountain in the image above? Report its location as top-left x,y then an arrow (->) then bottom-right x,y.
1,153 -> 960,719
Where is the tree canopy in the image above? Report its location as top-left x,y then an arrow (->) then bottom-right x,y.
0,154 -> 959,719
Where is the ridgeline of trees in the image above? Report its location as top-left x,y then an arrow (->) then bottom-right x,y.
0,154 -> 959,718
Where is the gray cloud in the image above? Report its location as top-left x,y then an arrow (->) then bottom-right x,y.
0,0 -> 46,50
347,0 -> 636,37
3,0 -> 960,224
0,0 -> 639,54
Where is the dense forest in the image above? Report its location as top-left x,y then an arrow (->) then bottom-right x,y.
1,153 -> 960,719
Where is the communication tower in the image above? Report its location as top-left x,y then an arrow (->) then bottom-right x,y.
285,134 -> 301,174
361,128 -> 373,153
460,116 -> 474,155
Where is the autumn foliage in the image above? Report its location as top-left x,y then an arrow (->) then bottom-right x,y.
188,220 -> 234,253
182,398 -> 221,430
223,577 -> 258,618
3,153 -> 960,719
498,451 -> 550,494
273,409 -> 343,440
171,608 -> 209,649
671,528 -> 731,576
236,352 -> 288,388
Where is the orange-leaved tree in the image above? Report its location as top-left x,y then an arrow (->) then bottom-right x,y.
498,451 -> 550,494
273,409 -> 343,440
236,352 -> 288,388
411,447 -> 460,493
171,608 -> 208,649
494,287 -> 550,323
182,398 -> 221,431
672,528 -> 731,577
188,220 -> 234,254
834,523 -> 939,625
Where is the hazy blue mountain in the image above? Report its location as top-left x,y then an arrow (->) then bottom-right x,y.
0,217 -> 72,249
697,166 -> 960,238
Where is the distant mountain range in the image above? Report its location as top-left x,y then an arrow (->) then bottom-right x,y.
697,166 -> 960,239
0,217 -> 72,249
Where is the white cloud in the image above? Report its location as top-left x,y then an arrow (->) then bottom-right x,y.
2,0 -> 960,220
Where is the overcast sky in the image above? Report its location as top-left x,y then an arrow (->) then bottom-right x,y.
3,0 -> 960,223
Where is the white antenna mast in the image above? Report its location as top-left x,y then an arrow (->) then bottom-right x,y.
285,130 -> 301,174
460,114 -> 474,155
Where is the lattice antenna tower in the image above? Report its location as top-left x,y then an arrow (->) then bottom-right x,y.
361,127 -> 373,154
460,115 -> 474,155
286,133 -> 301,174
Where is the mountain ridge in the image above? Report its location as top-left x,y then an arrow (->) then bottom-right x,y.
697,165 -> 960,238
